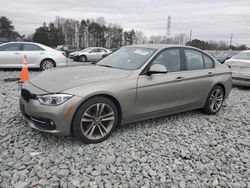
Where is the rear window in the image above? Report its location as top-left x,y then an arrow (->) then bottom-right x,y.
204,55 -> 214,69
184,50 -> 204,70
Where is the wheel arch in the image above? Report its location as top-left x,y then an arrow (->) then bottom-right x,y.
214,82 -> 226,96
70,94 -> 122,135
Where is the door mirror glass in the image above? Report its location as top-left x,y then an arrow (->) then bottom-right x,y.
147,64 -> 168,75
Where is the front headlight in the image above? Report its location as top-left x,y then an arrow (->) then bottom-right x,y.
37,94 -> 73,106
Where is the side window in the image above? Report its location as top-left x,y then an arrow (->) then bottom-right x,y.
99,48 -> 107,52
90,48 -> 99,53
184,50 -> 204,70
152,49 -> 181,72
0,43 -> 21,51
23,44 -> 44,51
69,46 -> 76,50
62,46 -> 69,50
204,55 -> 214,69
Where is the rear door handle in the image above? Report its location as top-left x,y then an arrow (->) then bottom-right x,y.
175,76 -> 184,81
14,52 -> 20,55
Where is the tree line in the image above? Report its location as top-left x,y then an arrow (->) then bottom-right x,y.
186,39 -> 247,51
31,16 -> 139,49
0,16 -> 248,50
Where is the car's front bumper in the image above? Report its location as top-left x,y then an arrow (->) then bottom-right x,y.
69,55 -> 79,60
19,83 -> 82,135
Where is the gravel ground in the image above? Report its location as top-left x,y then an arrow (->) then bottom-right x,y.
0,70 -> 250,188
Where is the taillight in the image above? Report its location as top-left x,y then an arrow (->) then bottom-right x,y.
230,69 -> 233,76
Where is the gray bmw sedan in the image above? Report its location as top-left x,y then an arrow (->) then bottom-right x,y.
20,44 -> 232,143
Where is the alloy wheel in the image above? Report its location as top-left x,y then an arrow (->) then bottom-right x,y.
79,56 -> 86,62
209,88 -> 224,112
42,61 -> 54,70
80,103 -> 115,140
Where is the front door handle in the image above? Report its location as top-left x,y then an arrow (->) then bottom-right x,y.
14,52 -> 20,55
175,76 -> 184,81
207,72 -> 213,76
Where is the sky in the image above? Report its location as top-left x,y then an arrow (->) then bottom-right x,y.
1,0 -> 250,46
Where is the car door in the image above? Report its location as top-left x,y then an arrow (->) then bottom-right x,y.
99,48 -> 109,58
180,48 -> 215,105
0,43 -> 22,67
20,43 -> 45,68
88,48 -> 100,61
136,48 -> 186,115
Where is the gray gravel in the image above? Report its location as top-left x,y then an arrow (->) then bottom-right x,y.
0,70 -> 250,188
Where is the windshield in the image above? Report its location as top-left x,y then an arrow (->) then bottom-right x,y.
232,52 -> 250,60
56,45 -> 63,50
97,47 -> 156,70
81,47 -> 92,52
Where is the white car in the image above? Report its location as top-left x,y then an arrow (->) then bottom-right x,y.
0,42 -> 67,71
69,47 -> 111,62
225,50 -> 250,87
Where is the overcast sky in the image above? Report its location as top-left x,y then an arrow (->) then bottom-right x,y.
1,0 -> 250,46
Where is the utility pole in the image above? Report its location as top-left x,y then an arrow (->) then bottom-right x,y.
229,33 -> 233,49
75,22 -> 79,48
167,16 -> 171,41
189,29 -> 192,41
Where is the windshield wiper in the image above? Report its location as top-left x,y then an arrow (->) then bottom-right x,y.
98,64 -> 114,68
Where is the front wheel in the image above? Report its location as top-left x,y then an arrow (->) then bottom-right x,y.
203,85 -> 225,115
72,97 -> 119,143
79,55 -> 87,62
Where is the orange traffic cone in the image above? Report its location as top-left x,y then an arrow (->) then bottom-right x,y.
20,54 -> 29,83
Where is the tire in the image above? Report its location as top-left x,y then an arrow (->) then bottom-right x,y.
72,97 -> 119,143
203,85 -> 225,115
79,55 -> 87,62
40,59 -> 55,71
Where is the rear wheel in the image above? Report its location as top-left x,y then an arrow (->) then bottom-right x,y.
72,97 -> 119,143
40,59 -> 55,71
203,85 -> 224,115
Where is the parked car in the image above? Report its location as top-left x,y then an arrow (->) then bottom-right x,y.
20,44 -> 232,143
69,47 -> 111,62
225,50 -> 250,87
0,42 -> 67,71
55,45 -> 77,57
214,55 -> 231,64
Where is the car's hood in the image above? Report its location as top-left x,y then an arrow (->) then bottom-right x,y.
70,51 -> 86,56
29,65 -> 132,93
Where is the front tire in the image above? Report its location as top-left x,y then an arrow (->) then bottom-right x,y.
79,55 -> 87,62
40,59 -> 55,71
72,97 -> 119,143
203,85 -> 225,115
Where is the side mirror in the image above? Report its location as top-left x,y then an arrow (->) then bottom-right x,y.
147,64 -> 168,75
